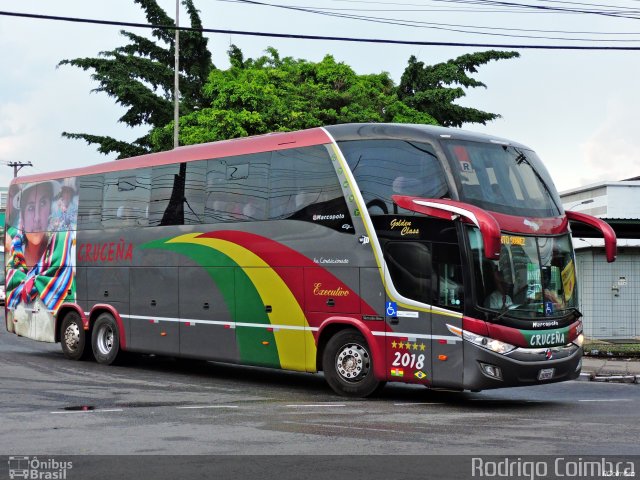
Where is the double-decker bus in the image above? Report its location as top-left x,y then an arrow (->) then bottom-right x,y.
4,123 -> 616,397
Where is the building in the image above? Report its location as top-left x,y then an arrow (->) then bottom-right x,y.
0,186 -> 7,239
561,177 -> 640,340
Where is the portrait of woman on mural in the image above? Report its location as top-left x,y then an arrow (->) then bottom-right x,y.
5,179 -> 78,342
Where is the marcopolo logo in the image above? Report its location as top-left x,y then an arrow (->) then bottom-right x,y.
312,213 -> 345,221
8,456 -> 73,480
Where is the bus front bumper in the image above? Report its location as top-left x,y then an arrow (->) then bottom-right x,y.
463,342 -> 582,390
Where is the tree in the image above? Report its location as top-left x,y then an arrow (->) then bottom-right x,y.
58,0 -> 212,158
150,47 -> 519,150
150,46 -> 439,149
398,51 -> 520,127
60,0 -> 519,156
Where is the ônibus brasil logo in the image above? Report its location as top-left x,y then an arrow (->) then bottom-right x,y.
8,456 -> 73,480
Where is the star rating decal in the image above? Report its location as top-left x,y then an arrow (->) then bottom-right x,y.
391,340 -> 426,351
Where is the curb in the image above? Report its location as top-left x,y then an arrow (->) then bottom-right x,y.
579,373 -> 640,384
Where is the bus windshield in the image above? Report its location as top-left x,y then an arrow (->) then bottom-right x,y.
468,227 -> 578,319
442,140 -> 561,218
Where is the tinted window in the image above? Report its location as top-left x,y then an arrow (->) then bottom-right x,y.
339,140 -> 449,216
183,161 -> 205,225
269,146 -> 352,232
443,141 -> 561,217
204,152 -> 270,223
78,174 -> 105,230
149,161 -> 206,226
385,240 -> 463,309
102,169 -> 151,228
433,242 -> 464,311
149,164 -> 183,226
385,241 -> 433,304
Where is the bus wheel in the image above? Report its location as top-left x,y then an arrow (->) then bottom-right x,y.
91,313 -> 121,365
322,330 -> 380,397
60,311 -> 90,361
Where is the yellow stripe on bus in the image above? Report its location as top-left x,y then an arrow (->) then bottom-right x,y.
168,233 -> 317,372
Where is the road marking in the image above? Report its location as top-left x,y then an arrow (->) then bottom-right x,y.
393,402 -> 443,406
284,421 -> 401,434
176,405 -> 239,409
578,399 -> 633,402
285,404 -> 347,408
50,409 -> 124,414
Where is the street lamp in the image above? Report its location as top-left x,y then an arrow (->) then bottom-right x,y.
564,198 -> 594,210
578,238 -> 594,247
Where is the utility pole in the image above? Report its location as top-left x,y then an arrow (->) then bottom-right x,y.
173,0 -> 180,149
7,161 -> 33,178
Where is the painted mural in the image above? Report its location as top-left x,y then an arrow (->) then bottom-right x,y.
5,178 -> 78,342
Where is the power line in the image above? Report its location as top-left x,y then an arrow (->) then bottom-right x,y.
323,0 -> 640,9
221,0 -> 640,41
3,10 -> 640,50
260,0 -> 640,14
225,0 -> 640,28
428,0 -> 640,18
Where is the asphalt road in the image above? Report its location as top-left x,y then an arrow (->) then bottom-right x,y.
1,314 -> 640,479
1,320 -> 639,456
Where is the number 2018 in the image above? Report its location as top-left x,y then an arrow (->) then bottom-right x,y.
392,352 -> 425,370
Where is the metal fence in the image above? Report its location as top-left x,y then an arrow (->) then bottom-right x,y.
577,249 -> 640,339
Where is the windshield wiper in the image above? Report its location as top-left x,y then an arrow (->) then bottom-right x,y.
512,147 -> 561,212
493,303 -> 521,322
493,304 -> 582,323
563,307 -> 582,321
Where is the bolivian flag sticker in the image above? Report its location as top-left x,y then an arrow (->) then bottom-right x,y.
391,368 -> 404,377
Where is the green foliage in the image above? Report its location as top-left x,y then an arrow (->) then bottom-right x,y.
61,1 -> 519,156
58,0 -> 212,158
151,48 -> 442,149
61,133 -> 149,158
398,51 -> 520,127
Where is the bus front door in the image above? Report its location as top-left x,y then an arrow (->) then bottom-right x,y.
429,242 -> 464,390
383,241 -> 433,385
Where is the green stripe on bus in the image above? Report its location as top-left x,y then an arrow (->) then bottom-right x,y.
140,238 -> 281,367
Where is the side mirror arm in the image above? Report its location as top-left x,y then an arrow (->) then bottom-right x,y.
565,210 -> 617,262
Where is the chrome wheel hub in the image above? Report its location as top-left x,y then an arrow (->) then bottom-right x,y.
64,323 -> 80,352
97,325 -> 114,355
336,343 -> 369,381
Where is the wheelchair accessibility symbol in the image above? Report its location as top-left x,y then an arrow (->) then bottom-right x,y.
386,302 -> 398,318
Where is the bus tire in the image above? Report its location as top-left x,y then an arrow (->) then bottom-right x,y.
322,329 -> 380,397
91,313 -> 121,365
60,311 -> 90,361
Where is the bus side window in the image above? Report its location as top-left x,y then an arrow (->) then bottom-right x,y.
102,170 -> 151,229
339,140 -> 449,216
205,153 -> 269,223
77,174 -> 105,230
269,145 -> 350,232
149,164 -> 184,226
384,241 -> 434,305
433,243 -> 464,310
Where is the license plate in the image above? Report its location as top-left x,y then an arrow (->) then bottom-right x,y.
538,368 -> 555,381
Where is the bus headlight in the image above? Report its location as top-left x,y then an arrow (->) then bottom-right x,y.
572,333 -> 585,348
447,324 -> 517,355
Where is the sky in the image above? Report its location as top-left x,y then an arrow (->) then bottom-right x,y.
1,0 -> 640,194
